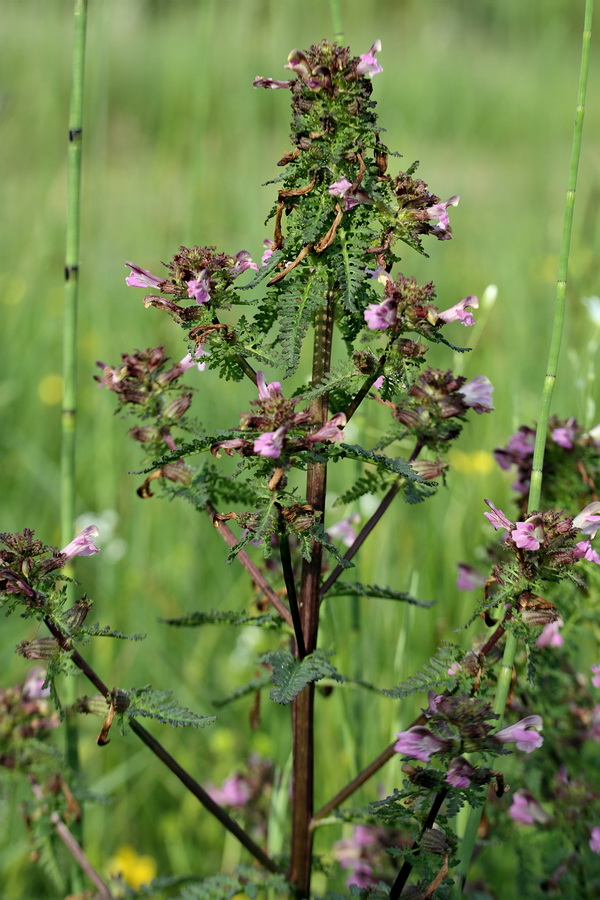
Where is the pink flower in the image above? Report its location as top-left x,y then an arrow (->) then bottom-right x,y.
207,774 -> 251,808
447,662 -> 462,677
483,499 -> 513,532
552,417 -> 577,449
535,618 -> 564,648
60,525 -> 100,559
23,667 -> 51,700
591,664 -> 600,688
509,789 -> 550,825
328,177 -> 360,211
590,827 -> 600,853
230,250 -> 258,276
445,756 -> 475,789
456,563 -> 486,591
438,295 -> 478,326
327,513 -> 360,547
187,270 -> 211,305
262,239 -> 276,265
256,371 -> 282,401
364,298 -> 398,330
574,540 -> 600,565
394,726 -> 445,762
180,346 -> 209,372
253,76 -> 293,90
458,375 -> 494,413
306,413 -> 346,444
254,426 -> 287,458
511,520 -> 542,551
356,40 -> 383,77
125,261 -> 163,288
573,502 -> 600,538
494,715 -> 544,753
426,195 -> 460,239
588,705 -> 600,742
347,862 -> 375,889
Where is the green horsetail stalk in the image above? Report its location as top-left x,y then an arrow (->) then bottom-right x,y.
61,0 -> 88,880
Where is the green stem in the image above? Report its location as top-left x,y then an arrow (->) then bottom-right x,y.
61,0 -> 87,882
457,1 -> 593,890
329,0 -> 343,41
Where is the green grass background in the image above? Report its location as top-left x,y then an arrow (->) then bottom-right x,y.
1,0 -> 599,896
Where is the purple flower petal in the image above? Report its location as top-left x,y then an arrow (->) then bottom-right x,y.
394,726 -> 445,762
254,426 -> 287,458
484,499 -> 513,532
494,715 -> 543,753
60,525 -> 100,559
535,618 -> 564,648
356,40 -> 383,77
125,262 -> 163,288
364,298 -> 397,330
509,789 -> 550,825
458,375 -> 494,413
438,295 -> 478,326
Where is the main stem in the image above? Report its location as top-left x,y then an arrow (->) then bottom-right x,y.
289,289 -> 335,898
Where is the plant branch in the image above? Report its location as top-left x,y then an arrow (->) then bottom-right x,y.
30,779 -> 114,899
206,501 -> 293,627
389,789 -> 448,900
278,510 -> 306,658
42,616 -> 282,875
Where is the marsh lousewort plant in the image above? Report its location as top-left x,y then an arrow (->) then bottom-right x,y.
2,30 -> 599,899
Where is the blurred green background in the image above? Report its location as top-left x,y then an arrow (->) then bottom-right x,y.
1,0 -> 599,896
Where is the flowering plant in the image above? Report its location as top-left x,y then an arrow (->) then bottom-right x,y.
2,17 -> 599,900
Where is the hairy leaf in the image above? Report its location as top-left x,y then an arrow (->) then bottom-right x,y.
160,609 -> 282,629
212,672 -> 271,709
261,648 -> 343,705
383,643 -> 460,699
125,686 -> 216,728
325,581 -> 432,607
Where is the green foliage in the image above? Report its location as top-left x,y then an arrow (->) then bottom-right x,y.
382,643 -> 460,699
260,648 -> 343,705
212,672 -> 272,709
123,686 -> 216,729
160,609 -> 283,629
171,865 -> 290,899
325,581 -> 432,607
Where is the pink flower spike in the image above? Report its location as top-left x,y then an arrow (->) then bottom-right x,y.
187,270 -> 211,305
535,618 -> 564,648
573,501 -> 600,538
494,715 -> 543,753
356,40 -> 383,77
591,664 -> 600,688
484,499 -> 513,532
394,726 -> 445,762
509,789 -> 550,825
574,540 -> 600,565
458,375 -> 494,413
438,295 -> 479,326
125,262 -> 163,288
60,525 -> 100,559
511,521 -> 541,551
307,413 -> 346,444
445,756 -> 475,789
364,298 -> 398,330
590,827 -> 600,853
254,426 -> 287,458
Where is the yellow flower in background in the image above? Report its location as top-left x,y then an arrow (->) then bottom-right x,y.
449,449 -> 495,475
38,374 -> 63,405
108,844 -> 157,889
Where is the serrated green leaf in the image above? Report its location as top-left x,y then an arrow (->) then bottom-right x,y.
159,609 -> 282,629
382,643 -> 460,699
260,648 -> 343,705
81,623 -> 146,640
325,581 -> 432,607
125,686 -> 216,728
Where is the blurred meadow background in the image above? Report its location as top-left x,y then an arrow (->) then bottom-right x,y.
1,0 -> 599,896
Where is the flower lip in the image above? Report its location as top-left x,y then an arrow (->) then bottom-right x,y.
494,715 -> 544,753
125,262 -> 163,289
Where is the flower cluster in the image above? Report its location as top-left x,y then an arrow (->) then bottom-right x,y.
373,367 -> 494,454
0,526 -> 99,610
394,694 -> 543,790
0,668 -> 60,772
332,824 -> 404,889
494,417 -> 600,514
211,371 -> 346,461
363,268 -> 477,337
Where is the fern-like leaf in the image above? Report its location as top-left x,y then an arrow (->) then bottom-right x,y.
382,643 -> 460,699
212,672 -> 271,709
325,581 -> 432,607
160,609 -> 282,630
260,648 -> 343,705
124,686 -> 216,728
